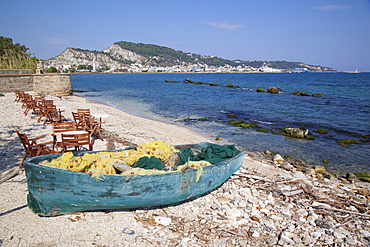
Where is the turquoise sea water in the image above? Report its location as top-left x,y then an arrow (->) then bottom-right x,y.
71,73 -> 370,174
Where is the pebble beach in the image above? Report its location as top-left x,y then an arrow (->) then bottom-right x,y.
1,91 -> 370,246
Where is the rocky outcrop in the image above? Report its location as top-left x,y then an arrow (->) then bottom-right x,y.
284,127 -> 311,139
44,47 -> 130,69
267,87 -> 282,94
103,44 -> 146,64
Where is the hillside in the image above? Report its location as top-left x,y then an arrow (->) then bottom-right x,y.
44,41 -> 337,72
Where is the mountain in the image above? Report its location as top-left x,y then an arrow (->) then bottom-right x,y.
44,41 -> 337,72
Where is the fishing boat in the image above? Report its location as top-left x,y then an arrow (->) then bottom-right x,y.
23,142 -> 244,216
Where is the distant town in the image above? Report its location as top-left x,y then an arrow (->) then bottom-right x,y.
46,62 -> 320,74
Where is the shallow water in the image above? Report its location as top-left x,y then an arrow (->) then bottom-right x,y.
71,72 -> 370,174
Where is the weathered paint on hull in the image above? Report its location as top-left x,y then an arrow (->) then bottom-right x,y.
24,143 -> 244,216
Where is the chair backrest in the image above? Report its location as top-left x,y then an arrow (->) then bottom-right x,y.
52,121 -> 76,133
16,130 -> 31,150
61,132 -> 93,152
72,112 -> 84,130
45,104 -> 58,112
77,109 -> 91,115
34,96 -> 46,102
41,99 -> 54,106
22,93 -> 33,104
77,110 -> 92,124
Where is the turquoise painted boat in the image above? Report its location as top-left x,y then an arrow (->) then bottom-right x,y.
24,142 -> 244,216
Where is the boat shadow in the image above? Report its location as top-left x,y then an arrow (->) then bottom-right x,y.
0,205 -> 28,217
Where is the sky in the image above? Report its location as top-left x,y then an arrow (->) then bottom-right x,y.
1,0 -> 369,72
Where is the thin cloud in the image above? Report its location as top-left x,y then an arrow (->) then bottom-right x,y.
45,37 -> 69,46
203,21 -> 243,31
313,4 -> 351,11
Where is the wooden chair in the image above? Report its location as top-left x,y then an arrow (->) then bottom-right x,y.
61,132 -> 94,152
73,111 -> 105,140
37,104 -> 64,124
14,90 -> 25,102
23,94 -> 40,116
16,130 -> 58,168
51,121 -> 77,151
80,113 -> 105,140
21,93 -> 32,108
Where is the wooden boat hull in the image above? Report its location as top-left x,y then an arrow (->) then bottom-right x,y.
24,142 -> 244,216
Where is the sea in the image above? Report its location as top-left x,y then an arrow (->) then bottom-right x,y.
71,72 -> 370,174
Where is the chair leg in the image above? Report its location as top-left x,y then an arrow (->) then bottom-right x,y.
19,154 -> 28,169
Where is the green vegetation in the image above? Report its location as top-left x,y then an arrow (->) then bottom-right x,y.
78,64 -> 93,70
284,155 -> 291,160
47,67 -> 58,73
240,123 -> 255,128
336,139 -> 361,145
115,41 -> 239,67
228,120 -> 245,126
228,120 -> 260,128
198,117 -> 207,121
315,128 -> 328,134
256,88 -> 265,92
0,36 -> 36,71
0,93 -> 4,97
232,122 -> 260,128
354,173 -> 370,182
256,128 -> 269,132
354,173 -> 370,178
312,93 -> 323,97
305,135 -> 315,140
293,91 -> 311,96
112,41 -> 336,70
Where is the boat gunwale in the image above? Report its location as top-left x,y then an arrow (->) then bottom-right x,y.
24,142 -> 244,178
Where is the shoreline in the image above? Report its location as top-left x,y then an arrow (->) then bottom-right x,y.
77,90 -> 366,177
1,91 -> 370,246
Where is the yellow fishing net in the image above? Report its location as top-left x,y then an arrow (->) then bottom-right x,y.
38,141 -> 211,182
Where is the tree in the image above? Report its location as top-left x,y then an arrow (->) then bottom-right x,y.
0,36 -> 36,71
0,36 -> 29,55
47,67 -> 57,73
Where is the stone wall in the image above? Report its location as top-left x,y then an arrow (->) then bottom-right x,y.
0,71 -> 72,95
33,74 -> 72,95
0,69 -> 31,75
0,74 -> 33,91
